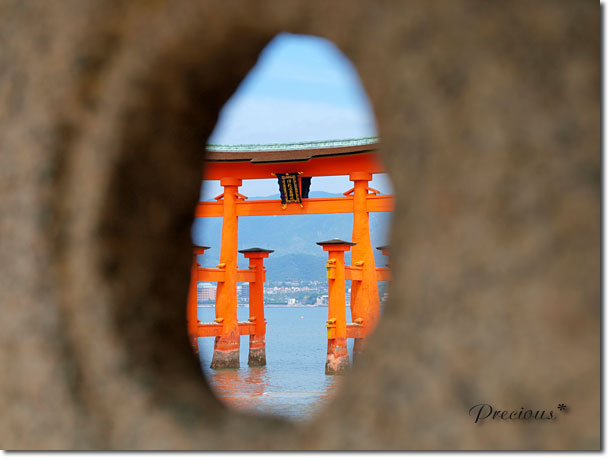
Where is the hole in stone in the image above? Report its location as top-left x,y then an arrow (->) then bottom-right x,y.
187,33 -> 393,420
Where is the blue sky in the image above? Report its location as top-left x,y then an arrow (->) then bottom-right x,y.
202,33 -> 391,198
207,33 -> 377,145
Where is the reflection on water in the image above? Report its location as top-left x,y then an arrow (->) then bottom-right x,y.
208,366 -> 343,418
198,307 -> 350,420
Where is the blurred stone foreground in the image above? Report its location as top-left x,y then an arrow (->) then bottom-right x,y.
0,0 -> 599,450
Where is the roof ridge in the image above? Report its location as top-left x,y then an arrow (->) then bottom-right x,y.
206,136 -> 379,152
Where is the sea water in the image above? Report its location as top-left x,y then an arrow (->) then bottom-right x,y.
197,306 -> 353,420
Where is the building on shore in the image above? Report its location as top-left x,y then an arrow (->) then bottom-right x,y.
198,282 -> 216,304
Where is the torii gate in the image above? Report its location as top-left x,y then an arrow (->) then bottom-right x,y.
187,137 -> 393,373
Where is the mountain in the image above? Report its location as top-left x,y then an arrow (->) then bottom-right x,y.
263,253 -> 328,282
192,191 -> 392,276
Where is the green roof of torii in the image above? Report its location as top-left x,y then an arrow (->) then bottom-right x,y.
206,136 -> 378,152
205,136 -> 379,163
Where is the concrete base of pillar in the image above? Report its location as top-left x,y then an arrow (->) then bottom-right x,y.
248,335 -> 266,366
248,347 -> 266,367
211,348 -> 240,369
325,340 -> 350,375
211,335 -> 240,369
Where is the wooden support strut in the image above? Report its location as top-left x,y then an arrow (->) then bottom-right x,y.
317,239 -> 355,375
198,322 -> 255,337
196,194 -> 393,217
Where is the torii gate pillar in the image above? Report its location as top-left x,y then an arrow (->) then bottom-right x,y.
187,245 -> 210,354
318,239 -> 355,375
211,177 -> 242,369
239,248 -> 273,367
349,172 -> 380,358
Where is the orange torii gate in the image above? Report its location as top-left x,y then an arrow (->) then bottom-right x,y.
186,138 -> 393,373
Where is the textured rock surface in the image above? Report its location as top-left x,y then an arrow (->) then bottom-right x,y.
0,0 -> 599,450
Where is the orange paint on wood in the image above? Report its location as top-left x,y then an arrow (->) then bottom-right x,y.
346,323 -> 366,339
241,254 -> 268,338
236,269 -> 256,283
193,150 -> 393,370
211,178 -> 242,368
198,321 -> 258,338
196,267 -> 225,282
197,323 -> 223,337
345,266 -> 363,281
318,241 -> 354,374
349,173 -> 381,340
240,250 -> 271,366
203,152 -> 384,180
195,195 -> 394,217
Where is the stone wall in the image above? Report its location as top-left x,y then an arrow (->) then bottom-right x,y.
0,0 -> 600,450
